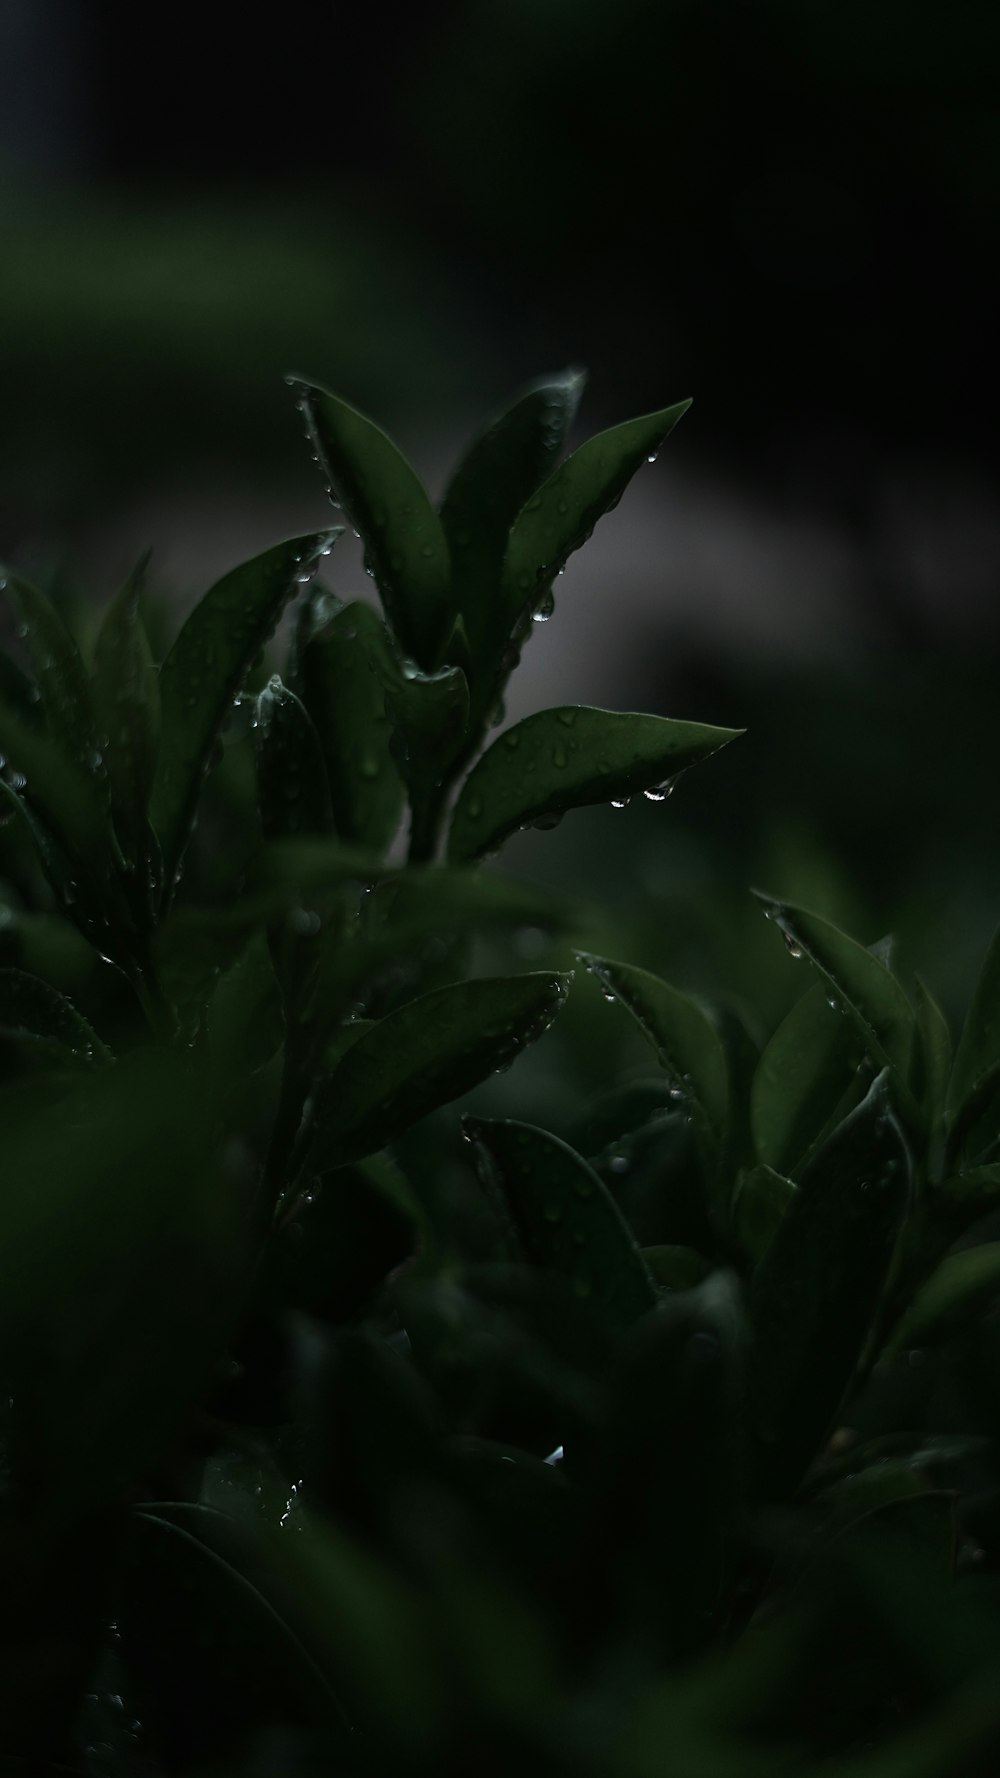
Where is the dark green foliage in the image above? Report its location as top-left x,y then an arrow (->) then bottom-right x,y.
3,369 -> 1000,1777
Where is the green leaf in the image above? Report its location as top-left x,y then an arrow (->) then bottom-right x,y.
448,706 -> 741,863
753,893 -> 916,1081
731,1164 -> 797,1266
253,674 -> 334,840
91,552 -> 162,912
886,1242 -> 1000,1354
499,400 -> 691,636
121,1506 -> 349,1755
463,1118 -> 658,1329
577,952 -> 730,1176
931,1163 -> 1000,1229
0,688 -> 118,875
439,366 -> 586,676
305,972 -> 571,1169
909,973 -> 952,1130
751,982 -> 865,1174
151,530 -> 340,895
298,597 -> 406,852
307,864 -> 579,1049
1,568 -> 102,773
0,1052 -> 246,1516
748,1070 -> 911,1498
641,1244 -> 713,1289
266,1154 -> 423,1323
949,918 -> 1000,1126
293,379 -> 452,669
385,660 -> 469,853
579,1272 -> 747,1656
0,966 -> 111,1065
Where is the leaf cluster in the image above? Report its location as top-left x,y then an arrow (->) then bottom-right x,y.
1,374 -> 999,1777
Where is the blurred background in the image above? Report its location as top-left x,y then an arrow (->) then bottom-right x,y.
3,0 -> 1000,1029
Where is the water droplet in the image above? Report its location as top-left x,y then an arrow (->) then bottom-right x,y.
503,729 -> 521,750
359,753 -> 380,780
643,778 -> 675,802
551,743 -> 568,768
467,795 -> 483,820
647,451 -> 659,464
610,796 -> 629,811
782,932 -> 804,960
556,708 -> 577,727
533,590 -> 556,623
608,1152 -> 630,1175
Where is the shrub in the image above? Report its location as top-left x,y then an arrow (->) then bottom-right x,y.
1,370 -> 999,1775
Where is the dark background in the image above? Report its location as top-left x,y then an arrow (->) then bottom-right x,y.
2,0 -> 999,1015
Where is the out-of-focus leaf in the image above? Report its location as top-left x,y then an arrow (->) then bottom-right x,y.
119,1505 -> 349,1762
640,1244 -> 713,1290
448,706 -> 740,863
909,974 -> 952,1131
152,530 -> 339,894
949,918 -> 1000,1123
298,596 -> 405,852
499,400 -> 691,637
751,983 -> 865,1175
0,966 -> 111,1065
731,1164 -> 797,1266
463,1118 -> 658,1330
0,686 -> 118,873
305,971 -> 571,1169
886,1242 -> 1000,1353
575,1272 -> 747,1658
748,1070 -> 910,1498
0,1052 -> 246,1516
293,379 -> 451,669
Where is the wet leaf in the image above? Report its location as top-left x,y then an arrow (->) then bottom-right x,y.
753,893 -> 916,1083
298,597 -> 406,852
91,552 -> 162,913
2,568 -> 102,775
751,982 -> 865,1174
0,966 -> 112,1065
448,705 -> 740,863
152,530 -> 339,895
748,1071 -> 911,1498
293,379 -> 451,669
253,674 -> 334,840
439,365 -> 586,683
0,689 -> 117,875
500,400 -> 691,636
578,952 -> 730,1177
463,1118 -> 658,1330
305,972 -> 571,1169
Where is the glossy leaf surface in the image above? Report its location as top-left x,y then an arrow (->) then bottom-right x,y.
254,675 -> 334,840
448,705 -> 740,863
748,1071 -> 910,1497
306,971 -> 571,1168
440,366 -> 586,674
298,597 -> 405,852
886,1243 -> 1000,1353
294,379 -> 451,669
2,569 -> 100,772
751,982 -> 865,1174
731,1164 -> 797,1266
152,531 -> 339,892
579,952 -> 730,1164
753,893 -> 916,1080
500,401 -> 691,634
463,1118 -> 658,1330
91,553 -> 162,908
0,966 -> 111,1064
